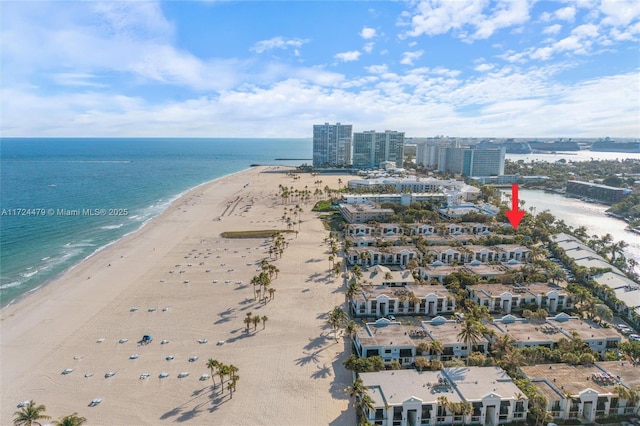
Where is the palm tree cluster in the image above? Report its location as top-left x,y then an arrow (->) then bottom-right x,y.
13,401 -> 86,426
243,311 -> 268,332
344,378 -> 375,426
250,258 -> 279,303
268,232 -> 289,259
436,397 -> 474,426
205,358 -> 240,398
277,183 -> 314,206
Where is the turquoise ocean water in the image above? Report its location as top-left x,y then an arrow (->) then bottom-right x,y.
0,138 -> 312,307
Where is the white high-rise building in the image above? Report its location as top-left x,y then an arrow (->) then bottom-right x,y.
312,123 -> 352,167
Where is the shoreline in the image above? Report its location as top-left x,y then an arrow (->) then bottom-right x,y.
0,167 -> 254,311
1,165 -> 356,425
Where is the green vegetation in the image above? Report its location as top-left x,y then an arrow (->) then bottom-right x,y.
609,193 -> 640,223
504,158 -> 640,191
312,199 -> 335,212
220,230 -> 289,238
13,401 -> 86,426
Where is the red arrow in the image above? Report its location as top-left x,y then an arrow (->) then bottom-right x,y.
505,184 -> 525,230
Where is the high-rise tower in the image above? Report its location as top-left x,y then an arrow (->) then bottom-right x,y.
312,123 -> 353,167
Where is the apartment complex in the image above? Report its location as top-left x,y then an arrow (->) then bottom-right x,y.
360,367 -> 528,426
353,130 -> 405,169
520,362 -> 640,422
566,180 -> 633,203
438,146 -> 505,176
312,122 -> 353,167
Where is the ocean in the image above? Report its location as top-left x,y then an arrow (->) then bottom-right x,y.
0,138 -> 312,307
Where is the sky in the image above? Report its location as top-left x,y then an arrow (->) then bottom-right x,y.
1,0 -> 639,138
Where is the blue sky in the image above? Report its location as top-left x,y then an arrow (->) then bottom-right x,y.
1,0 -> 639,138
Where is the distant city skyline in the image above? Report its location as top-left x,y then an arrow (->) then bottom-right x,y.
1,1 -> 639,138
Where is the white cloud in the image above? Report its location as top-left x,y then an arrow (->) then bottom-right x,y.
49,72 -> 105,87
554,6 -> 576,22
599,0 -> 640,27
251,36 -> 309,53
400,50 -> 424,65
402,0 -> 531,41
366,64 -> 389,74
360,27 -> 376,39
3,69 -> 638,137
334,50 -> 361,62
363,42 -> 375,53
542,24 -> 562,35
474,63 -> 494,72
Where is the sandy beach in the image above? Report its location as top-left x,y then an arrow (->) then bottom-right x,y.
1,166 -> 356,425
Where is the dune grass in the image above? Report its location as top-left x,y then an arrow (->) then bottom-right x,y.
220,230 -> 290,239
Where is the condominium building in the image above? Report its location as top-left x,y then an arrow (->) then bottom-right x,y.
463,147 -> 506,176
312,122 -> 353,167
352,130 -> 405,169
520,362 -> 640,422
360,367 -> 527,426
437,147 -> 505,176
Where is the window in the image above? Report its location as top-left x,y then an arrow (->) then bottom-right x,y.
393,406 -> 403,420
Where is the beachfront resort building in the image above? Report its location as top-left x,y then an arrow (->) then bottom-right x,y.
468,282 -> 571,313
519,362 -> 640,422
486,313 -> 620,356
352,130 -> 405,169
420,316 -> 489,360
347,176 -> 481,202
346,246 -> 422,268
338,203 -> 394,224
312,122 -> 353,167
359,367 -> 528,426
350,283 -> 455,319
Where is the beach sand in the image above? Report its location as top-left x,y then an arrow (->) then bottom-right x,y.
1,166 -> 356,425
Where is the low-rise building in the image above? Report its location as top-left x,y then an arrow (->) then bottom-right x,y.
360,367 -> 528,426
339,202 -> 394,224
520,362 -> 640,422
468,283 -> 571,314
347,246 -> 422,268
421,316 -> 489,360
353,319 -> 417,367
487,313 -> 619,356
350,283 -> 454,318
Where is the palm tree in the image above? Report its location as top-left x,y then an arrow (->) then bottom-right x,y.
327,306 -> 348,342
430,340 -> 444,360
491,334 -> 515,359
52,413 -> 87,426
436,395 -> 450,424
356,394 -> 375,424
261,315 -> 268,329
458,401 -> 473,426
457,319 -> 484,365
252,315 -> 261,330
228,374 -> 239,398
346,281 -> 362,300
217,364 -> 230,392
243,314 -> 252,332
345,377 -> 367,400
13,400 -> 50,426
206,358 -> 219,387
345,320 -> 359,339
